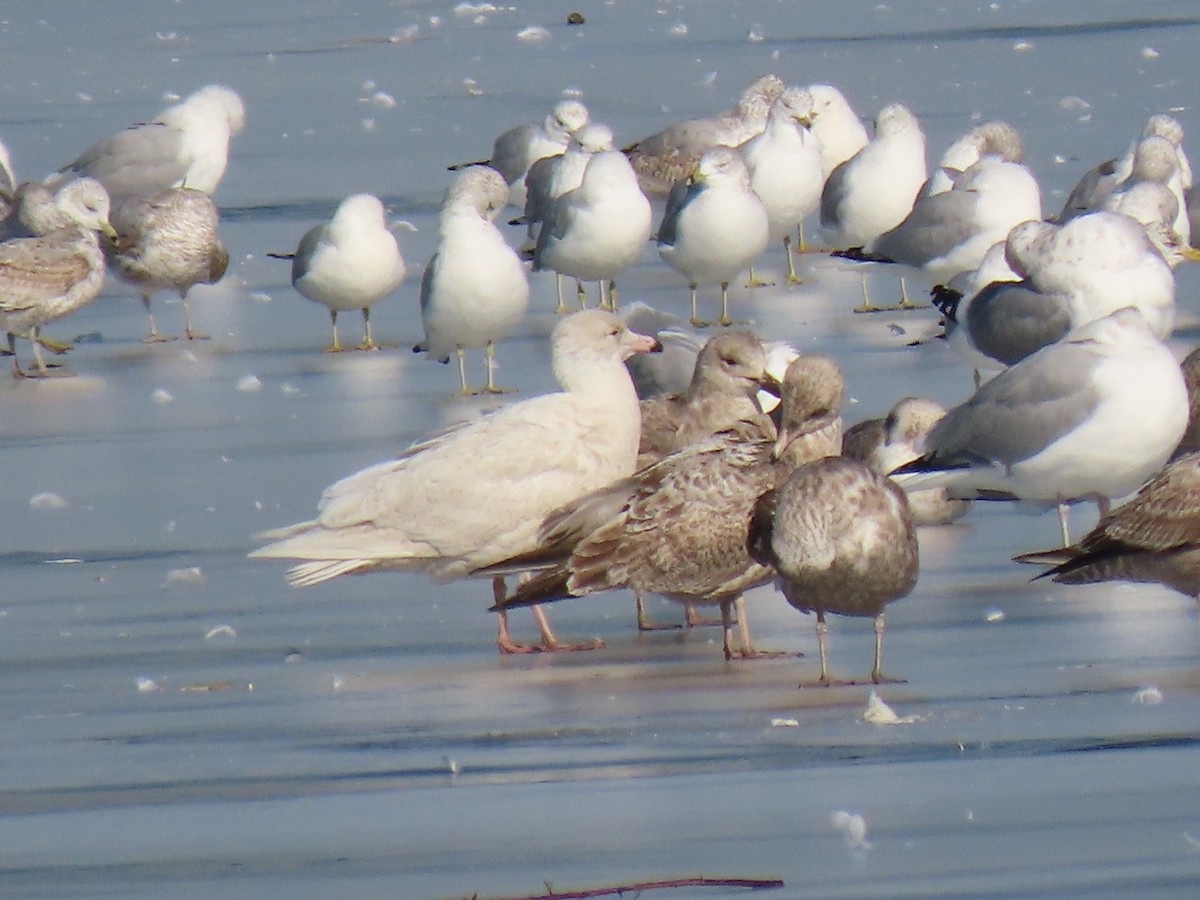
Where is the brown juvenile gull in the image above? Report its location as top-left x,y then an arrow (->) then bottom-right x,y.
747,456 -> 919,686
624,74 -> 785,197
0,182 -> 116,377
48,85 -> 246,201
1016,451 -> 1200,599
486,354 -> 848,659
1172,347 -> 1200,459
104,187 -> 229,341
250,310 -> 659,654
771,353 -> 844,471
843,397 -> 972,526
1,178 -> 110,241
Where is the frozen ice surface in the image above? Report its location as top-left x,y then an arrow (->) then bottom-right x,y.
1,2 -> 1199,898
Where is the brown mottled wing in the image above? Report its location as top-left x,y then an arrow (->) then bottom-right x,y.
841,417 -> 884,463
0,235 -> 89,314
1083,453 -> 1200,551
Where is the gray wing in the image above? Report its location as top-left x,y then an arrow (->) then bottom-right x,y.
966,280 -> 1072,366
289,223 -> 325,284
58,122 -> 187,199
489,122 -> 537,183
1056,157 -> 1118,222
872,191 -> 979,265
928,341 -> 1101,467
523,154 -> 558,225
818,158 -> 852,233
531,190 -> 574,269
418,250 -> 439,315
656,179 -> 699,248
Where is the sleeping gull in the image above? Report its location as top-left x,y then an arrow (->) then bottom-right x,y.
868,156 -> 1042,285
49,85 -> 245,200
104,187 -> 228,341
533,149 -> 652,313
250,310 -> 660,654
805,84 -> 869,182
1016,451 -> 1200,598
747,456 -> 919,685
624,74 -> 785,197
273,194 -> 406,353
0,182 -> 116,377
520,122 -> 614,249
843,397 -> 972,526
920,120 -> 1024,199
416,166 -> 529,394
657,147 -> 769,327
487,354 -> 845,658
820,103 -> 927,252
890,307 -> 1189,545
739,87 -> 823,283
449,99 -> 590,208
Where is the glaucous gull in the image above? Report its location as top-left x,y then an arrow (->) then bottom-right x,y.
49,85 -> 245,201
486,354 -> 846,660
533,149 -> 652,313
272,194 -> 406,353
623,74 -> 784,197
890,307 -> 1189,546
738,87 -> 823,284
251,309 -> 659,654
0,182 -> 116,377
656,147 -> 769,327
747,456 -> 919,685
448,99 -> 590,208
415,167 -> 529,394
104,187 -> 228,341
1016,451 -> 1200,599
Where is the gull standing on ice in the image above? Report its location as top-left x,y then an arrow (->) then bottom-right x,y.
104,187 -> 229,341
274,193 -> 406,353
449,99 -> 590,208
748,456 -> 919,685
890,307 -> 1189,545
623,74 -> 784,197
657,147 -> 769,327
49,85 -> 246,201
251,310 -> 660,654
739,87 -> 823,283
0,182 -> 116,377
533,149 -> 652,313
416,166 -> 530,394
521,122 -> 614,247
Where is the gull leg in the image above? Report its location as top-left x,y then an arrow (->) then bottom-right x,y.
18,328 -> 72,379
895,276 -> 918,310
870,612 -> 905,684
575,279 -> 588,310
720,598 -> 736,661
784,235 -> 801,284
494,577 -> 537,655
688,283 -> 710,328
730,594 -> 790,660
482,341 -> 511,394
854,272 -> 881,313
607,280 -> 619,311
323,310 -> 344,352
529,602 -> 603,652
718,282 -> 734,327
685,601 -> 725,628
182,293 -> 209,341
142,293 -> 175,342
636,590 -> 682,631
796,220 -> 808,253
1057,502 -> 1072,548
359,307 -> 379,350
456,347 -> 473,395
746,265 -> 774,288
554,274 -> 569,314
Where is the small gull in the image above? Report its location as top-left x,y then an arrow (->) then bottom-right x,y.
520,122 -> 614,249
273,194 -> 406,353
1016,451 -> 1200,599
843,397 -> 972,526
0,183 -> 116,377
250,310 -> 659,654
487,354 -> 846,659
920,120 -> 1024,199
48,85 -> 245,200
819,103 -> 927,251
416,167 -> 529,393
449,99 -> 590,208
104,187 -> 229,341
890,307 -> 1189,545
657,147 -> 769,327
747,456 -> 919,686
738,87 -> 823,283
533,149 -> 652,313
624,74 -> 784,197
805,84 -> 869,182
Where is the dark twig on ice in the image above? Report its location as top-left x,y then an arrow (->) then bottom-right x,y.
465,874 -> 785,899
